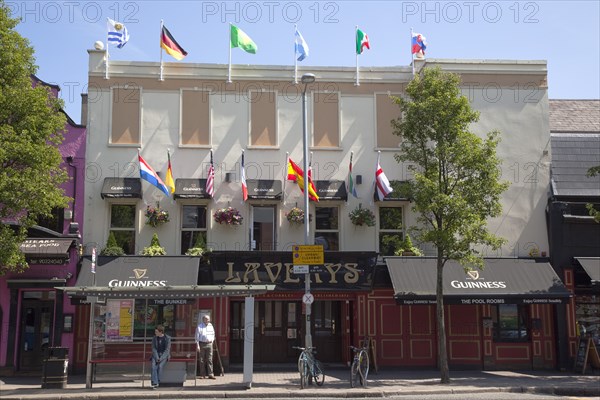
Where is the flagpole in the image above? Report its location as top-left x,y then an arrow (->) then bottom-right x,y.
294,25 -> 298,84
228,23 -> 233,83
411,27 -> 415,77
160,20 -> 164,81
355,26 -> 360,86
283,152 -> 289,202
348,151 -> 354,202
105,18 -> 110,80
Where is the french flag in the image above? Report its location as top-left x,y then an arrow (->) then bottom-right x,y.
139,154 -> 170,197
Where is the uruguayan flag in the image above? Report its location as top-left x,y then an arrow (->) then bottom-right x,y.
107,18 -> 129,48
295,28 -> 309,61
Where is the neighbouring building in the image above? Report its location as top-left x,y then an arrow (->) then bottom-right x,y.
0,76 -> 86,374
547,99 -> 600,369
70,50 -> 571,377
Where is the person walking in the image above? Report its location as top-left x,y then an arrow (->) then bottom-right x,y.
150,325 -> 171,389
195,314 -> 216,379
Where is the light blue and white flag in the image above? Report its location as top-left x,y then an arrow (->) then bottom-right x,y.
107,18 -> 129,48
295,28 -> 309,61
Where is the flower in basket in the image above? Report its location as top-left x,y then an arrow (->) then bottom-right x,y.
286,207 -> 305,224
213,207 -> 243,225
349,204 -> 376,227
145,202 -> 169,227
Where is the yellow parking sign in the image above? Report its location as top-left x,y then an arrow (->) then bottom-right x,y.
292,245 -> 324,265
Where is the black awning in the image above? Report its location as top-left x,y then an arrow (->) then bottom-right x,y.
174,178 -> 210,199
65,256 -> 273,298
386,258 -> 572,305
315,180 -> 347,201
20,238 -> 74,257
247,179 -> 282,200
575,257 -> 600,283
101,178 -> 142,199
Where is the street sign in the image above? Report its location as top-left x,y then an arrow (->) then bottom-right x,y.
293,245 -> 324,265
302,293 -> 314,304
293,265 -> 309,274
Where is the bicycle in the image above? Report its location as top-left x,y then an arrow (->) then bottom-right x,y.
349,345 -> 369,388
292,346 -> 325,388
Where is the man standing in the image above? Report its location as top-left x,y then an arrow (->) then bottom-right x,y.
150,325 -> 171,389
195,314 -> 216,379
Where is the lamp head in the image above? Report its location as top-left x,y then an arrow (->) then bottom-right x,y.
301,73 -> 316,84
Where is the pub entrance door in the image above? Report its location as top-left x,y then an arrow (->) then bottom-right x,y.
230,299 -> 343,364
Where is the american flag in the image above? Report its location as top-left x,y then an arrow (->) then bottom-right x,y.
206,150 -> 215,198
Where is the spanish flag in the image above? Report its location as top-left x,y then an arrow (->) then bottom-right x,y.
165,151 -> 175,195
161,25 -> 188,60
288,158 -> 319,202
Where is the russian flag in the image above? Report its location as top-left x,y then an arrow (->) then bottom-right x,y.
139,154 -> 170,197
411,32 -> 427,55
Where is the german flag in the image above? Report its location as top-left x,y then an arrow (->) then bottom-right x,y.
161,25 -> 187,60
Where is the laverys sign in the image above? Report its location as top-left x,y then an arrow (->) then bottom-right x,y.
208,251 -> 377,291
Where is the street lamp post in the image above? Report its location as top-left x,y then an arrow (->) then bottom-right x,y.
301,73 -> 316,349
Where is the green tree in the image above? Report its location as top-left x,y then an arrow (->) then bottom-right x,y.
0,3 -> 69,274
391,67 -> 509,383
586,166 -> 600,223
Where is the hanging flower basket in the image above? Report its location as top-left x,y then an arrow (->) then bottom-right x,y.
286,207 -> 310,224
213,207 -> 243,225
145,202 -> 169,227
349,204 -> 376,227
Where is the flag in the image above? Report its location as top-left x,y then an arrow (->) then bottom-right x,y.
295,28 -> 309,61
107,18 -> 129,48
411,32 -> 427,55
165,151 -> 175,195
375,153 -> 393,201
347,154 -> 358,198
206,150 -> 215,198
241,152 -> 248,201
231,24 -> 258,54
288,158 -> 319,201
161,25 -> 188,60
139,154 -> 170,197
91,247 -> 96,274
356,28 -> 370,54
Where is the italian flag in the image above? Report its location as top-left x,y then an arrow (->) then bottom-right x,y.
356,28 -> 370,55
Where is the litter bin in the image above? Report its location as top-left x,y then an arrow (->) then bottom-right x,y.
41,347 -> 68,389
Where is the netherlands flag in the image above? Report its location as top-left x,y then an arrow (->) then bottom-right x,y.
139,154 -> 170,197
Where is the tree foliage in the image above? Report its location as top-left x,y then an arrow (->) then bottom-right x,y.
586,166 -> 600,222
0,3 -> 69,274
391,67 -> 509,383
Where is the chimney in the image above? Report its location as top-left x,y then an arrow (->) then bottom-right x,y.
80,93 -> 88,127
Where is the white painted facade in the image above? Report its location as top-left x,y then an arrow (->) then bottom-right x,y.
84,50 -> 549,258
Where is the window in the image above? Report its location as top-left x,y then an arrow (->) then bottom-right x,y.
376,93 -> 402,148
313,92 -> 340,148
251,206 -> 275,250
180,205 -> 207,254
491,304 -> 530,342
250,90 -> 277,147
181,89 -> 210,146
109,204 -> 136,254
314,206 -> 339,250
378,206 -> 403,256
36,207 -> 64,234
110,86 -> 140,145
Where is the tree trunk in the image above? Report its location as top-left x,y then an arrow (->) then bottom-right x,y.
436,254 -> 450,383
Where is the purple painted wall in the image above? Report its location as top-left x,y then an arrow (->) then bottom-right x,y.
0,76 -> 86,372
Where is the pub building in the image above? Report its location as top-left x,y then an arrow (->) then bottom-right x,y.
74,49 -> 579,374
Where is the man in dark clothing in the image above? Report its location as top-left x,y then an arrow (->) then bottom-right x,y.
150,325 -> 171,388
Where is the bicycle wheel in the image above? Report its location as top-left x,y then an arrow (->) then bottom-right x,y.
298,357 -> 307,389
312,360 -> 325,386
358,350 -> 369,387
350,358 -> 359,388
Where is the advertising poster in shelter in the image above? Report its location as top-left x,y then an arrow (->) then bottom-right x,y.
105,299 -> 134,341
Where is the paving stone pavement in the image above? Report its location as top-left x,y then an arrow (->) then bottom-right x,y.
1,368 -> 599,399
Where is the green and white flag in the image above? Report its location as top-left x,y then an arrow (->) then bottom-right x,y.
356,28 -> 370,55
230,24 -> 257,54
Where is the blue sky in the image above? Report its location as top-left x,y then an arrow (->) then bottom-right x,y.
10,0 -> 600,122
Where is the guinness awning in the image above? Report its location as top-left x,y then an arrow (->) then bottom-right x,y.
101,178 -> 142,199
174,178 -> 210,199
63,256 -> 273,298
375,180 -> 411,202
386,257 -> 571,305
20,238 -> 75,265
315,180 -> 347,201
247,179 -> 282,200
575,257 -> 600,284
